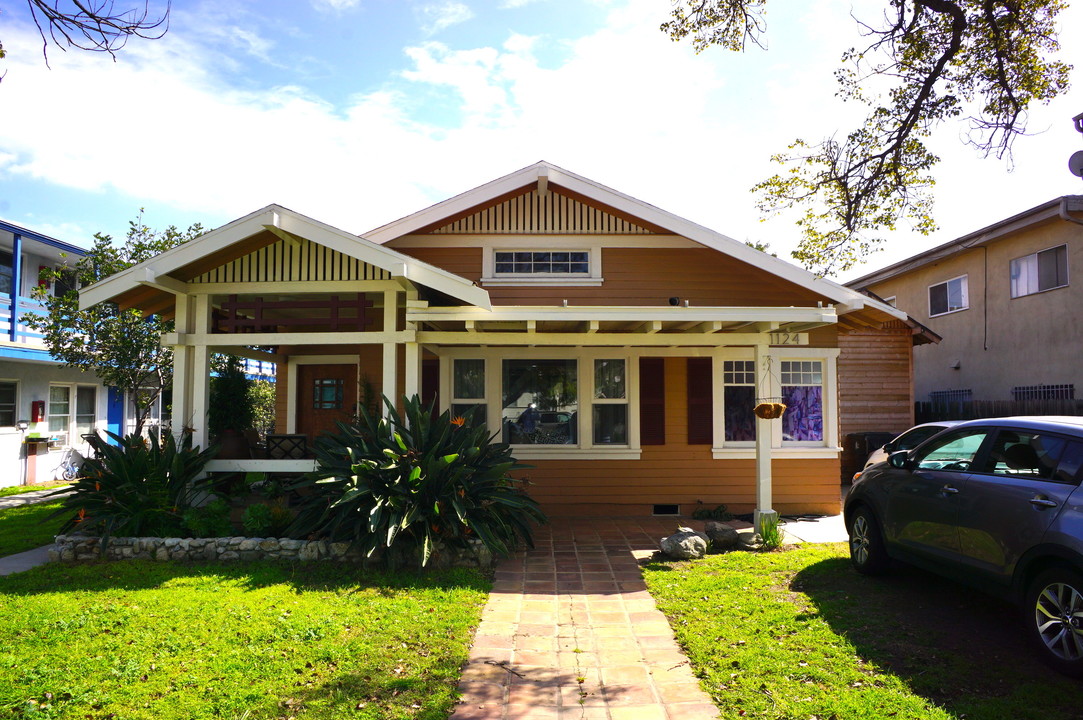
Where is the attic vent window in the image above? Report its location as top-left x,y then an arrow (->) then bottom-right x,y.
494,251 -> 590,275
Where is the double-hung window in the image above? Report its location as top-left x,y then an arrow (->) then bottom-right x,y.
592,359 -> 627,445
1011,245 -> 1068,298
452,359 -> 487,428
928,275 -> 968,317
781,361 -> 824,443
722,360 -> 756,442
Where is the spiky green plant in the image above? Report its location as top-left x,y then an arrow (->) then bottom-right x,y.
49,431 -> 218,546
289,396 -> 545,566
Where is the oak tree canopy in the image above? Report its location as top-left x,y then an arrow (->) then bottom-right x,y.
663,0 -> 1072,275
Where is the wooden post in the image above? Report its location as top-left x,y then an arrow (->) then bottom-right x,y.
754,343 -> 778,533
381,289 -> 398,415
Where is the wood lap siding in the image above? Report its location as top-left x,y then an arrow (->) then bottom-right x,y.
396,246 -> 830,308
837,327 -> 914,481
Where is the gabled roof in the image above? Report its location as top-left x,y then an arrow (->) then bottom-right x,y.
364,161 -> 906,322
847,195 -> 1083,288
0,218 -> 87,256
79,205 -> 492,310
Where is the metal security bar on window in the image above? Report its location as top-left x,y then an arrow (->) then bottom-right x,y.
494,251 -> 589,275
1011,384 -> 1075,401
929,389 -> 973,402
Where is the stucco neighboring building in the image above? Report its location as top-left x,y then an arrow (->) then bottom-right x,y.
847,195 -> 1083,405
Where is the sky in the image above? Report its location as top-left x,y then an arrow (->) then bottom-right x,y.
0,0 -> 1081,283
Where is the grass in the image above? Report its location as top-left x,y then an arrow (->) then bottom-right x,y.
0,502 -> 68,558
642,543 -> 1082,720
0,482 -> 69,499
0,560 -> 489,719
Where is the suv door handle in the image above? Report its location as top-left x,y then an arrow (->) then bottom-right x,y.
940,485 -> 960,495
1029,496 -> 1058,509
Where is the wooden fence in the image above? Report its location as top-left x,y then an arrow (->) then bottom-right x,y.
915,399 -> 1083,424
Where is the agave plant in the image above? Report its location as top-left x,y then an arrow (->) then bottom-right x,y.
50,430 -> 218,545
289,395 -> 545,566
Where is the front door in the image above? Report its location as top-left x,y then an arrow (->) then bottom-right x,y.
296,364 -> 358,443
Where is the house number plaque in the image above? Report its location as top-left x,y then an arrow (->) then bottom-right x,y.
768,332 -> 807,346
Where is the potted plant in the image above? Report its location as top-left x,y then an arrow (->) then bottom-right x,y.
208,355 -> 255,458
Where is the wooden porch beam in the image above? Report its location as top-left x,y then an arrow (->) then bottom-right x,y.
415,331 -> 807,347
161,330 -> 416,347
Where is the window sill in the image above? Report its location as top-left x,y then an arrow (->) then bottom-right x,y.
509,446 -> 641,461
480,277 -> 603,287
712,447 -> 841,460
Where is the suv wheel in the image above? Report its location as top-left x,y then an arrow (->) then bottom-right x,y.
848,506 -> 888,575
1026,567 -> 1083,677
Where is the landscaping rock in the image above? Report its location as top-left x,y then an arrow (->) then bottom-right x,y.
703,521 -> 739,550
659,527 -> 710,559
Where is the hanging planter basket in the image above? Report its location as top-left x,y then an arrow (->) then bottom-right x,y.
753,401 -> 787,420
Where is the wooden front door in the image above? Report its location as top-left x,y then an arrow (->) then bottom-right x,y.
296,364 -> 358,442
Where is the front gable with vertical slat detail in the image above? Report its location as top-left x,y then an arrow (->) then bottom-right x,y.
189,236 -> 392,285
426,190 -> 658,235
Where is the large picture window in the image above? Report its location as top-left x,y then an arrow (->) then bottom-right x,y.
1011,245 -> 1068,298
502,359 -> 578,445
781,361 -> 823,443
929,275 -> 968,317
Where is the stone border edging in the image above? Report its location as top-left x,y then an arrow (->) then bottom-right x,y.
50,534 -> 494,568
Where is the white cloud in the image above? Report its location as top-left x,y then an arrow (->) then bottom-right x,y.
416,2 -> 474,36
0,0 -> 1079,273
498,0 -> 542,7
312,0 -> 362,10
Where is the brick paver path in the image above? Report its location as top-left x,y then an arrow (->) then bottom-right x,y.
451,518 -> 725,720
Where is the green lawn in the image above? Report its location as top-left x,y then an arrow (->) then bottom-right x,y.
0,502 -> 67,557
643,543 -> 1081,720
0,482 -> 69,499
0,560 -> 489,719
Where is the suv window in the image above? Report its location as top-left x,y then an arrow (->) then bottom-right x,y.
976,431 -> 1066,480
914,429 -> 989,472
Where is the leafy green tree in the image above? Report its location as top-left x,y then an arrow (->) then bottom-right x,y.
25,214 -> 202,435
663,0 -> 1071,275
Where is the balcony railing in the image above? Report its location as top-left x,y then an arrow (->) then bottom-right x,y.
0,293 -> 49,347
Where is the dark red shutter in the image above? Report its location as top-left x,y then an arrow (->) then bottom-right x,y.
640,357 -> 666,445
686,358 -> 713,445
421,358 -> 440,415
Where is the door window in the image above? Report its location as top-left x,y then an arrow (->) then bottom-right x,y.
914,430 -> 989,472
977,431 -> 1069,482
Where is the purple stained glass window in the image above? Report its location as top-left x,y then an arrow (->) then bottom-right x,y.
782,385 -> 823,442
724,386 -> 756,441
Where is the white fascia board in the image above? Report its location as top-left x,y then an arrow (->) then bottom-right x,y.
363,163 -> 547,245
409,305 -> 837,324
79,204 -> 491,311
78,206 -> 280,309
362,161 -> 879,312
272,211 -> 491,309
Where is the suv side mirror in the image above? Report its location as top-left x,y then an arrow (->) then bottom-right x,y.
882,441 -> 895,453
888,450 -> 910,469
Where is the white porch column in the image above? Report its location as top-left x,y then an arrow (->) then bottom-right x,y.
754,342 -> 778,533
381,289 -> 398,415
190,294 -> 212,449
170,294 -> 193,442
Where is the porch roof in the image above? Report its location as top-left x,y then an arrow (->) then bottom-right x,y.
78,205 -> 493,312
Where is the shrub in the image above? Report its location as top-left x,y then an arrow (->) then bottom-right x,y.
184,499 -> 233,538
289,395 -> 546,566
758,513 -> 784,550
50,431 -> 218,545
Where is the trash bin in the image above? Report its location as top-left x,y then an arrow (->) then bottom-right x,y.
847,431 -> 897,459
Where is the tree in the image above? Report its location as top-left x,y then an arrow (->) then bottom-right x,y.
662,0 -> 1071,275
25,213 -> 202,435
1,0 -> 170,79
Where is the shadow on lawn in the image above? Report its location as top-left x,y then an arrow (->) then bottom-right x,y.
0,558 -> 489,597
791,557 -> 1080,709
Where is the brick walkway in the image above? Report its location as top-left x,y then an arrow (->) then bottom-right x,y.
451,518 -> 725,720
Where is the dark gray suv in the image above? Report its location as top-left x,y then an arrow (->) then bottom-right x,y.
845,416 -> 1083,677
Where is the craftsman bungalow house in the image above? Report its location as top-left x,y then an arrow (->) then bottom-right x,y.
80,163 -> 921,519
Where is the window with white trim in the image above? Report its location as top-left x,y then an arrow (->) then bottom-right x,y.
781,360 -> 823,443
722,360 -> 756,442
451,358 -> 486,428
48,385 -> 70,447
0,381 -> 15,427
1011,245 -> 1068,298
494,250 -> 590,277
592,359 -> 627,445
50,385 -> 97,449
928,275 -> 968,317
